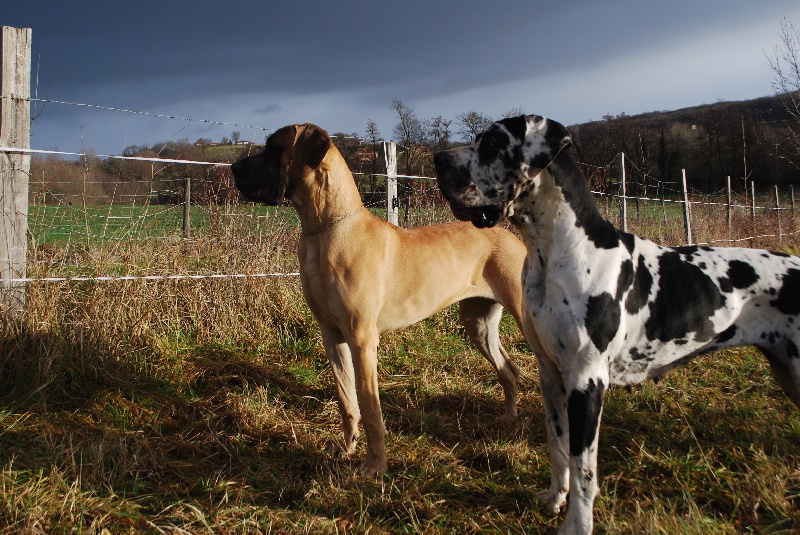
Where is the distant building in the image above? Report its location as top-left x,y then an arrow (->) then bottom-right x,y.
355,146 -> 377,164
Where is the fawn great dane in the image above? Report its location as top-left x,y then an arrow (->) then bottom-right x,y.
231,123 -> 529,475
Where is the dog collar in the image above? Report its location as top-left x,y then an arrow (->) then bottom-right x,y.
301,210 -> 359,238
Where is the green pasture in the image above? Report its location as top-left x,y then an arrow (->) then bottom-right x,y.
27,204 -> 299,246
26,202 -> 457,248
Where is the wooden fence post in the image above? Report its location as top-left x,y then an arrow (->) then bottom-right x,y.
383,141 -> 398,226
681,169 -> 692,245
775,184 -> 782,243
183,176 -> 191,239
726,176 -> 732,239
619,152 -> 627,232
0,26 -> 31,315
750,181 -> 756,222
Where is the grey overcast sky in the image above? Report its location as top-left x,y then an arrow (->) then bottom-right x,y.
5,1 -> 800,155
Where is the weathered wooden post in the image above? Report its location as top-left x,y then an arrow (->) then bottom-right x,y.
0,26 -> 31,314
775,184 -> 782,243
726,176 -> 732,239
681,169 -> 692,245
183,176 -> 191,239
619,152 -> 627,232
383,141 -> 398,226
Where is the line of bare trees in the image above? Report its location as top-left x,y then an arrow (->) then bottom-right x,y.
30,140 -> 241,206
336,93 -> 800,202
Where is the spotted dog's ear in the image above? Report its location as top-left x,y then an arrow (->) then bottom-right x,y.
525,117 -> 573,171
295,124 -> 332,170
546,118 -> 572,154
560,132 -> 573,151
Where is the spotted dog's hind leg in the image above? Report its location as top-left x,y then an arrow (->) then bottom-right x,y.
761,345 -> 800,408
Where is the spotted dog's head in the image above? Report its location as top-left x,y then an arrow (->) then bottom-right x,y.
231,124 -> 331,205
434,115 -> 571,228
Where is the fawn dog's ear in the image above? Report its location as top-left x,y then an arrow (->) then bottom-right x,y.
294,123 -> 332,170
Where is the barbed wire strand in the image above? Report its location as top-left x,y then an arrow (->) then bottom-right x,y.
0,95 -> 365,141
1,95 -> 273,133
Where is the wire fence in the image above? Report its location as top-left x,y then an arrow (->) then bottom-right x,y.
2,96 -> 799,288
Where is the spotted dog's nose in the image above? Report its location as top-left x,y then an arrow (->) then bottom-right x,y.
473,207 -> 502,228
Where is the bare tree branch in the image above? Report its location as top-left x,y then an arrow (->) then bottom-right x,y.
767,18 -> 800,168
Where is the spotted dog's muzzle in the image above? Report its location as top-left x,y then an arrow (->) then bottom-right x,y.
434,151 -> 503,228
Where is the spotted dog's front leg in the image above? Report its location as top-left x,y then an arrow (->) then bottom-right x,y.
535,353 -> 570,513
560,374 -> 607,535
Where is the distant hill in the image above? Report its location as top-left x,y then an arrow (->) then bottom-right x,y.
566,94 -> 798,192
569,94 -> 793,130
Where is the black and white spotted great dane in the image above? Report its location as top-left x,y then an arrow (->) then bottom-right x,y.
434,115 -> 800,534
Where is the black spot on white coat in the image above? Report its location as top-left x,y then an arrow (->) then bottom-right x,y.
585,292 -> 620,352
645,251 -> 725,343
625,255 -> 652,314
771,268 -> 800,315
616,260 -> 634,301
568,378 -> 606,457
726,260 -> 759,289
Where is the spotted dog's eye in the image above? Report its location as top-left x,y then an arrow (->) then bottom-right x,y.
483,134 -> 506,152
477,131 -> 509,164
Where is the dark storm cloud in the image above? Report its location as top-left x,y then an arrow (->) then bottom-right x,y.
254,103 -> 283,115
5,0 -> 800,153
11,1 -> 772,103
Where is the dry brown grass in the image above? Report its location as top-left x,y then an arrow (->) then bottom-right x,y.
0,202 -> 799,533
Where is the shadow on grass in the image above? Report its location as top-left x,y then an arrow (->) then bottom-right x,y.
0,333 -> 553,530
1,338 -> 798,532
0,338 -> 329,503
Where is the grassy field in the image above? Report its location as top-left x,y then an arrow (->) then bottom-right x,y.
28,204 -> 297,247
1,201 -> 799,533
